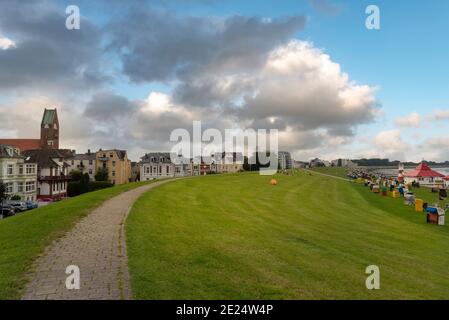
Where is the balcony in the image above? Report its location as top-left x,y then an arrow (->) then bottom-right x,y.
38,175 -> 71,181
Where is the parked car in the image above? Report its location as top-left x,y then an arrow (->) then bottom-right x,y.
1,204 -> 18,213
25,201 -> 38,210
7,201 -> 28,212
1,207 -> 16,218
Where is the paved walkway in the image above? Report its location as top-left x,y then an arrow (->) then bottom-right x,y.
22,180 -> 175,300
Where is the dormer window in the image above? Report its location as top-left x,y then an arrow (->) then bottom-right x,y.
44,124 -> 50,128
54,124 -> 58,129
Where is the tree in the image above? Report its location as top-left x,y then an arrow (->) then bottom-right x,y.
95,167 -> 109,182
243,156 -> 250,171
0,181 -> 7,207
70,169 -> 83,182
80,173 -> 90,194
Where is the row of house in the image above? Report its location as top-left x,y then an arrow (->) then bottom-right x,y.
1,109 -> 299,202
0,109 -> 133,202
139,152 -> 245,180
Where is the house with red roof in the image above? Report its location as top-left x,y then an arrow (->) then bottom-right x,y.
403,162 -> 445,186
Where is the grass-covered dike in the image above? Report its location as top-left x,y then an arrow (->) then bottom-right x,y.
126,170 -> 449,299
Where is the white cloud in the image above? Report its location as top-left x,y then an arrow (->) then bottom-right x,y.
430,109 -> 449,121
395,112 -> 421,128
0,35 -> 15,50
240,40 -> 379,132
374,129 -> 408,151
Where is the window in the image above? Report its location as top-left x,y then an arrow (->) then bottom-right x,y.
5,182 -> 13,194
145,166 -> 150,174
7,164 -> 13,175
112,171 -> 116,177
88,169 -> 93,174
19,165 -> 24,175
26,164 -> 36,174
25,181 -> 35,192
159,166 -> 162,174
110,153 -> 114,158
89,160 -> 93,165
71,160 -> 74,165
167,165 -> 170,174
112,161 -> 116,167
47,140 -> 54,146
17,182 -> 24,192
54,124 -> 58,129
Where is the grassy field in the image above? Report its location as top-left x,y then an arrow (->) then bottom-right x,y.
311,167 -> 449,207
0,181 -> 153,300
310,167 -> 349,179
126,171 -> 449,299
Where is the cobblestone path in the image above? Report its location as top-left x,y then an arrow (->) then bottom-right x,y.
22,180 -> 174,300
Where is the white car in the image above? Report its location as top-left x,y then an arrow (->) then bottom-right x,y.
7,201 -> 28,212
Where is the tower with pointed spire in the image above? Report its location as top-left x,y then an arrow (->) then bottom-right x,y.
40,108 -> 59,149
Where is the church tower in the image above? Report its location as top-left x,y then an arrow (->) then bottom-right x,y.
40,108 -> 59,149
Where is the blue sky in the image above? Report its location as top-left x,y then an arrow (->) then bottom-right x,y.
1,0 -> 449,161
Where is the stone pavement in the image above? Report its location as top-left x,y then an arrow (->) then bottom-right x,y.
22,180 -> 174,300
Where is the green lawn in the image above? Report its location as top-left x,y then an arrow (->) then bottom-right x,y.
0,181 -> 154,300
126,172 -> 449,299
309,167 -> 349,179
411,186 -> 449,208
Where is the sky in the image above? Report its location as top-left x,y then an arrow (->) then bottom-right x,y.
0,0 -> 448,162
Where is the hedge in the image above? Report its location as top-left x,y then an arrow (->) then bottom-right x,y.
68,181 -> 114,197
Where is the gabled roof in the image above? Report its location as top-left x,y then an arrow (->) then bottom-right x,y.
69,152 -> 96,161
41,108 -> 57,125
404,162 -> 444,178
0,145 -> 22,158
97,149 -> 128,160
141,152 -> 172,163
22,149 -> 74,168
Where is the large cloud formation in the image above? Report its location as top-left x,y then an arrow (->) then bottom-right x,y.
1,2 -> 381,161
98,8 -> 379,158
0,0 -> 106,94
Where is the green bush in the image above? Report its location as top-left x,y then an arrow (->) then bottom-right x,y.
10,195 -> 22,201
67,182 -> 83,197
68,181 -> 114,197
89,181 -> 113,192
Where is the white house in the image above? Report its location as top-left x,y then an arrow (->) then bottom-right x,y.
140,152 -> 175,180
67,150 -> 96,181
0,145 -> 38,202
22,149 -> 72,200
212,152 -> 244,173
